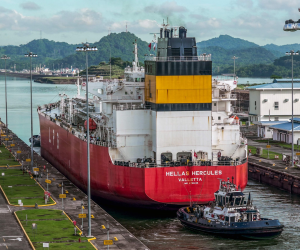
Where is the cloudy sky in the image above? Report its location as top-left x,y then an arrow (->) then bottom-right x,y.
0,0 -> 300,46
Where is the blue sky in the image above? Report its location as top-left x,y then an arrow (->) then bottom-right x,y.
0,0 -> 300,46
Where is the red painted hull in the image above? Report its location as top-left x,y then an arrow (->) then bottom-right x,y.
39,114 -> 248,210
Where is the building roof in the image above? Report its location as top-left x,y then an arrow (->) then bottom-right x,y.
247,82 -> 300,90
256,121 -> 287,125
270,118 -> 300,131
292,117 -> 300,123
273,79 -> 300,83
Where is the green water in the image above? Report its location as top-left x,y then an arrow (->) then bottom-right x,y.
97,180 -> 299,250
0,76 -> 77,143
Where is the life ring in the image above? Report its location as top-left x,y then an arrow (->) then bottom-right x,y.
218,151 -> 221,158
219,215 -> 225,220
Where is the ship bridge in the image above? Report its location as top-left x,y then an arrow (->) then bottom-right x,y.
142,26 -> 213,165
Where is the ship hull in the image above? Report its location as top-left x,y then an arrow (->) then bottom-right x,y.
39,113 -> 248,210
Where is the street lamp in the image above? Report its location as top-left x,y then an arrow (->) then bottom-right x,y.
232,56 -> 238,80
76,43 -> 97,237
285,50 -> 299,166
1,55 -> 10,134
24,52 -> 37,172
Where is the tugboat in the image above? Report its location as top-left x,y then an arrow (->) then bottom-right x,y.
29,135 -> 40,147
177,178 -> 284,239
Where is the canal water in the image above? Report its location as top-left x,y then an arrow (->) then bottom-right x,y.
98,180 -> 299,250
1,76 -> 299,249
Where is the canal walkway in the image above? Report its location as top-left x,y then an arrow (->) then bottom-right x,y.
0,190 -> 31,250
248,139 -> 300,194
0,125 -> 148,250
248,139 -> 299,157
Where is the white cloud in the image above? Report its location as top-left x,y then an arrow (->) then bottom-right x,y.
258,0 -> 298,10
110,19 -> 160,35
138,19 -> 160,29
0,7 -> 103,33
20,1 -> 41,10
144,1 -> 188,16
231,0 -> 254,9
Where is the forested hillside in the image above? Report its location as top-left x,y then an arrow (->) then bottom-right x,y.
198,46 -> 277,74
53,32 -> 153,69
0,32 -> 153,70
197,35 -> 259,50
1,32 -> 300,77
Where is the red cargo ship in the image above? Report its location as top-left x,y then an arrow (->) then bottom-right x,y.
38,26 -> 248,210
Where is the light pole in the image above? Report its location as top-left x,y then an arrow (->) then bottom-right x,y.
1,55 -> 10,134
24,52 -> 37,172
286,50 -> 299,166
232,56 -> 238,80
76,43 -> 97,237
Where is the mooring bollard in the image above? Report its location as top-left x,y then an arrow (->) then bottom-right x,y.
73,220 -> 77,235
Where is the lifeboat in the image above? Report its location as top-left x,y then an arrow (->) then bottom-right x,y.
84,118 -> 97,130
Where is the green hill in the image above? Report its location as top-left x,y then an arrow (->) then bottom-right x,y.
199,46 -> 276,75
197,35 -> 259,50
0,32 -> 153,70
0,39 -> 81,68
51,32 -> 153,69
2,31 -> 300,78
263,43 -> 300,55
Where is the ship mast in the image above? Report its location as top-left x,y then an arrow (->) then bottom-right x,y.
133,41 -> 139,71
76,74 -> 81,97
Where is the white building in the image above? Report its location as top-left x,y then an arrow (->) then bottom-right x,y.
248,80 -> 300,138
270,118 -> 300,144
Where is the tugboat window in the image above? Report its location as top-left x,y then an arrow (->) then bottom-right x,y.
225,216 -> 229,222
235,197 -> 241,205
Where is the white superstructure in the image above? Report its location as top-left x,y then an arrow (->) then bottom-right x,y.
38,27 -> 247,168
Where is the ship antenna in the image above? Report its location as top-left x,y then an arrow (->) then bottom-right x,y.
108,27 -> 111,80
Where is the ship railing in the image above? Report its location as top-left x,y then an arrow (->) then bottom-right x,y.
94,140 -> 117,148
124,67 -> 145,73
114,104 -> 148,111
144,55 -> 211,62
114,158 -> 247,168
101,96 -> 142,101
219,94 -> 237,99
